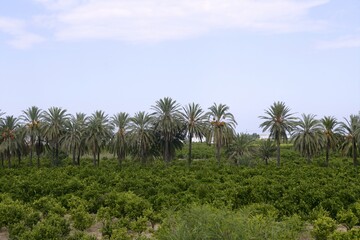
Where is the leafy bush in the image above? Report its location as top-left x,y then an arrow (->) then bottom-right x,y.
312,216 -> 337,240
71,205 -> 93,230
336,209 -> 358,229
32,196 -> 66,216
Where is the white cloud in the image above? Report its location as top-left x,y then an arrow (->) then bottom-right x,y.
317,35 -> 360,49
33,0 -> 329,42
0,17 -> 45,49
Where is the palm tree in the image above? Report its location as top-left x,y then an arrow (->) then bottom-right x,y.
340,115 -> 360,166
321,116 -> 341,166
21,106 -> 42,166
227,133 -> 255,165
257,139 -> 277,165
86,110 -> 112,166
181,103 -> 207,166
0,116 -> 20,167
206,103 -> 237,164
259,101 -> 295,167
42,107 -> 69,166
291,114 -> 324,163
129,111 -> 155,163
110,112 -> 131,166
62,113 -> 88,165
152,97 -> 183,163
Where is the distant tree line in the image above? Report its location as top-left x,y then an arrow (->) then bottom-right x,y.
0,98 -> 359,167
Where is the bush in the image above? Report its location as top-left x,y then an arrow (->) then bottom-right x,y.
312,216 -> 337,240
71,206 -> 93,231
336,209 -> 358,229
32,196 -> 66,216
156,204 -> 303,240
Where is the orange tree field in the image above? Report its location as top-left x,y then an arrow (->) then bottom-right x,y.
1,144 -> 360,239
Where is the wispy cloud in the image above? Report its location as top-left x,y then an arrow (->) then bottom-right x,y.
33,0 -> 329,42
317,35 -> 360,49
0,17 -> 45,49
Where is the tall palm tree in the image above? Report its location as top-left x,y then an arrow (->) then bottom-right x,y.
257,139 -> 277,165
340,115 -> 360,166
129,111 -> 155,163
321,116 -> 341,166
42,107 -> 69,166
259,101 -> 295,167
110,112 -> 131,166
291,114 -> 324,163
86,110 -> 112,166
0,116 -> 20,168
227,133 -> 255,165
206,103 -> 237,164
181,103 -> 207,166
62,113 -> 88,165
21,106 -> 42,166
152,97 -> 183,163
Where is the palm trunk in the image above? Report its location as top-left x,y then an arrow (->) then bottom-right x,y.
118,150 -> 122,166
216,142 -> 221,164
276,140 -> 280,167
353,140 -> 358,166
216,129 -> 222,164
36,137 -> 41,168
29,135 -> 34,166
164,136 -> 169,163
97,151 -> 100,166
77,147 -> 81,166
7,149 -> 11,168
93,151 -> 97,166
188,133 -> 193,166
55,142 -> 59,166
325,139 -> 330,167
265,157 -> 268,165
72,145 -> 76,165
17,150 -> 21,165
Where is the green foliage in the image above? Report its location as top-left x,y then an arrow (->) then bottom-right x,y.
156,204 -> 303,240
32,196 -> 66,216
329,228 -> 360,240
71,205 -> 93,230
312,216 -> 337,240
336,209 -> 358,229
16,213 -> 70,240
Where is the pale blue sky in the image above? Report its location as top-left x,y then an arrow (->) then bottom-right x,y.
0,0 -> 359,133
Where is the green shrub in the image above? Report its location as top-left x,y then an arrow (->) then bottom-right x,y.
312,216 -> 337,240
18,213 -> 70,239
71,206 -> 93,231
329,228 -> 360,240
336,209 -> 358,229
32,196 -> 66,216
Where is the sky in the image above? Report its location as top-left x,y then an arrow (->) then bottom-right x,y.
0,0 -> 359,134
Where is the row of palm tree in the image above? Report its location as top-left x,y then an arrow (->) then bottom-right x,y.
0,97 -> 237,167
259,101 -> 360,167
0,100 -> 359,168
